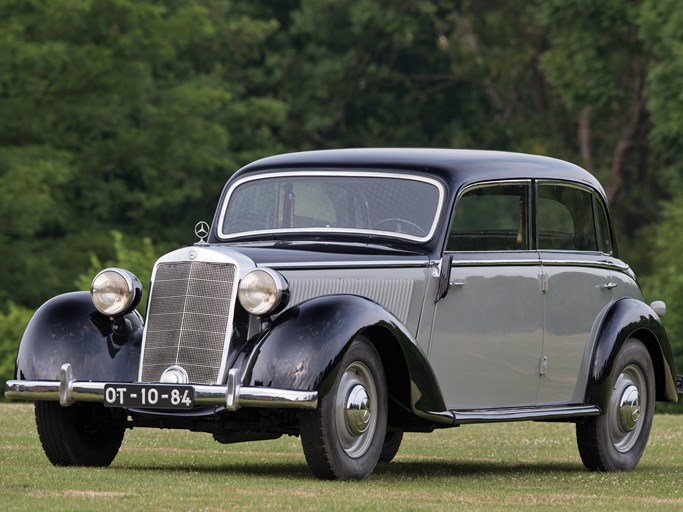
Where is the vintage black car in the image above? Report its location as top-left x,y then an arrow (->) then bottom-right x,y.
6,149 -> 681,480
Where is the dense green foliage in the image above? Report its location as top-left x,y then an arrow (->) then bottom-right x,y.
1,0 -> 683,397
0,304 -> 32,391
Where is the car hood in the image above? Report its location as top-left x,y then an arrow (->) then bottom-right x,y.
225,243 -> 430,269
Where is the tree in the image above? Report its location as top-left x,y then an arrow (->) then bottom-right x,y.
0,0 -> 286,306
538,0 -> 655,237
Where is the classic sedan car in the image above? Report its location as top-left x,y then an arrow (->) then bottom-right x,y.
6,149 -> 681,480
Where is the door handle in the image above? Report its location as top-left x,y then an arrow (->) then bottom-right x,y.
449,280 -> 465,287
598,282 -> 618,290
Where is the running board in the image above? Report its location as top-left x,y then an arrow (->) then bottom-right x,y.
451,405 -> 601,425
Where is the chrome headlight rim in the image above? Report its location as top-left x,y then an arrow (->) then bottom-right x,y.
238,268 -> 289,317
90,268 -> 143,317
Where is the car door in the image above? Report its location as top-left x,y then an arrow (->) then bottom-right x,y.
536,182 -> 616,405
429,181 -> 544,410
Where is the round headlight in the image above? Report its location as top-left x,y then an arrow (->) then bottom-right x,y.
91,268 -> 142,317
238,268 -> 288,316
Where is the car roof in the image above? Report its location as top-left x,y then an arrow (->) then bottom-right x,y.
234,148 -> 606,199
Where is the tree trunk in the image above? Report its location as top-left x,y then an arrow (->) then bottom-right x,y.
578,106 -> 593,172
605,74 -> 645,204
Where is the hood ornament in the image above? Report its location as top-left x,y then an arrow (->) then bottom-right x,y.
194,221 -> 210,246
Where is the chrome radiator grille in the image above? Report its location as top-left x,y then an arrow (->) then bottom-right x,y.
141,261 -> 236,384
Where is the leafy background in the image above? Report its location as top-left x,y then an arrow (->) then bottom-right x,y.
2,0 -> 683,406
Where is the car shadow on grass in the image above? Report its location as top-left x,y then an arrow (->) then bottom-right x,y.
117,459 -> 585,480
374,459 -> 585,477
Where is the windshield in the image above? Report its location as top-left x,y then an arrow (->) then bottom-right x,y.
218,171 -> 444,242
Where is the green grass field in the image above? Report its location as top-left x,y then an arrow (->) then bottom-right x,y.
2,403 -> 683,511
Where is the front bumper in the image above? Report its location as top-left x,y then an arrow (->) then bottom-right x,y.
4,363 -> 318,411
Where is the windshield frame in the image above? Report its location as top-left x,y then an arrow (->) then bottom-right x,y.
216,170 -> 447,243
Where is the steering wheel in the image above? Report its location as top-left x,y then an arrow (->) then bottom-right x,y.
373,218 -> 427,236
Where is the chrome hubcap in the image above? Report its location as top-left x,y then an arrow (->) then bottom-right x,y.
609,364 -> 646,453
335,361 -> 377,458
345,385 -> 371,435
618,384 -> 640,432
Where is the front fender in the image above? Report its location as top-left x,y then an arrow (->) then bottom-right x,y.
243,295 -> 447,416
585,297 -> 678,410
15,291 -> 143,382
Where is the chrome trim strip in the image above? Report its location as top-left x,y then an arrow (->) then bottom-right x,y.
451,259 -> 540,267
540,258 -> 630,272
452,405 -> 601,424
414,409 -> 456,425
450,257 -> 629,272
5,364 -> 318,411
262,260 -> 430,270
217,170 -> 446,243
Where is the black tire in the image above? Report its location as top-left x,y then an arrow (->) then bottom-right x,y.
300,337 -> 387,480
576,338 -> 655,471
35,401 -> 125,467
379,428 -> 404,464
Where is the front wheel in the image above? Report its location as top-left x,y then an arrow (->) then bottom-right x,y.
35,402 -> 125,467
300,337 -> 387,480
576,339 -> 655,471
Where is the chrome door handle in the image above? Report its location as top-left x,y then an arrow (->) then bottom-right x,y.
449,280 -> 465,287
598,282 -> 618,290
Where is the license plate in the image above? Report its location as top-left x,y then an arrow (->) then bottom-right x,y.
104,384 -> 194,409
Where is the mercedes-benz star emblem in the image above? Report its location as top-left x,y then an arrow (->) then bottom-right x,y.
194,221 -> 210,241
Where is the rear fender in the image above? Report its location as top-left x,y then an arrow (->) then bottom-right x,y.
15,292 -> 143,382
585,297 -> 678,410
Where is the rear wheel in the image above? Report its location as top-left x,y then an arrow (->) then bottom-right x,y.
35,402 -> 125,467
576,339 -> 655,471
379,428 -> 404,463
300,337 -> 387,480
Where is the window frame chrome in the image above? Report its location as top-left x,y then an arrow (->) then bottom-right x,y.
534,179 -> 615,257
445,179 -> 533,254
216,170 -> 447,244
445,178 -> 616,258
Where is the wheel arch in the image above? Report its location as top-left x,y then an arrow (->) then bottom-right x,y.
243,295 -> 448,423
15,291 -> 143,382
629,326 -> 669,403
360,325 -> 412,426
585,297 -> 678,411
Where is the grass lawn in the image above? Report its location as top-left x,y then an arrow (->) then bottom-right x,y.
1,403 -> 682,511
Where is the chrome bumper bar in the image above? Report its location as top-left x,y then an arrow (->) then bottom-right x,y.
4,364 -> 318,411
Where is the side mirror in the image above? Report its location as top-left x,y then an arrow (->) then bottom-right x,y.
436,254 -> 453,302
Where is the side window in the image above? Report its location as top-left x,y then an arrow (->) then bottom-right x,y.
536,183 -> 597,251
448,183 -> 529,251
593,194 -> 613,255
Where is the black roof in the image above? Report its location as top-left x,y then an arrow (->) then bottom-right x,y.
233,148 -> 606,199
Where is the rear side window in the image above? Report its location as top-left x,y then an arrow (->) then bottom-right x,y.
536,183 -> 597,252
448,183 -> 530,251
